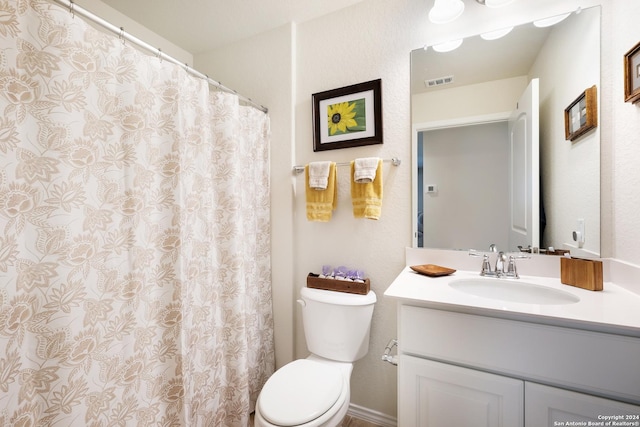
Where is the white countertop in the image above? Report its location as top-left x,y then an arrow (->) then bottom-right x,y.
385,266 -> 640,337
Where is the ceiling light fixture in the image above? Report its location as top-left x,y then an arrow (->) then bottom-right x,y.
428,0 -> 465,24
533,12 -> 571,28
484,0 -> 515,8
432,0 -> 515,26
431,39 -> 464,53
480,26 -> 514,40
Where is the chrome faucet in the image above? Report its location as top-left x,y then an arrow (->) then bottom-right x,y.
495,251 -> 507,275
469,244 -> 526,279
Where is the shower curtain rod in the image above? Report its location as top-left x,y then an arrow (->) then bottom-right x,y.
52,0 -> 268,113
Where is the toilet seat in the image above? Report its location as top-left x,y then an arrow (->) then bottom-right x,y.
258,359 -> 345,426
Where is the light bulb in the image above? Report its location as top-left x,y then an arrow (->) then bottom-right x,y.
432,39 -> 463,53
485,0 -> 515,7
480,26 -> 514,40
428,0 -> 465,24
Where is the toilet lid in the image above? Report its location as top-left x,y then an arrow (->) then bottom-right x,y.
258,359 -> 344,426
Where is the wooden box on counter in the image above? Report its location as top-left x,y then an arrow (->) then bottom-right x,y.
560,257 -> 603,291
306,274 -> 370,295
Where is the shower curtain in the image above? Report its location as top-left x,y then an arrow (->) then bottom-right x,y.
0,1 -> 274,426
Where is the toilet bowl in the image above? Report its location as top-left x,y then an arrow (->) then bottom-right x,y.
254,287 -> 376,427
254,356 -> 352,427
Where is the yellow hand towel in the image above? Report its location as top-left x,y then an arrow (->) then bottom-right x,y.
351,159 -> 383,220
306,162 -> 337,222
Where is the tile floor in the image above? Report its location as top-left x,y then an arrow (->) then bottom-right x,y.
340,414 -> 385,427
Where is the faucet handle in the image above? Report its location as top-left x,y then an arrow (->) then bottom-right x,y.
512,252 -> 531,260
505,255 -> 519,278
504,252 -> 532,278
468,249 -> 483,257
468,250 -> 493,275
480,254 -> 492,276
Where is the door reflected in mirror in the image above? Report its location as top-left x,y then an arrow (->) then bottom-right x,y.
411,6 -> 601,257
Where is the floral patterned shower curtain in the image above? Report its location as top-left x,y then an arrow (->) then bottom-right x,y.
0,1 -> 274,425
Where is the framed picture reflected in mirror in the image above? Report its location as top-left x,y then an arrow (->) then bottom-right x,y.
564,85 -> 598,141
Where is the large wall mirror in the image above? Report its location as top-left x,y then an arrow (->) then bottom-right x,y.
411,6 -> 601,257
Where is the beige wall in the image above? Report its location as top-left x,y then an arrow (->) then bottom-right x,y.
75,0 -> 640,419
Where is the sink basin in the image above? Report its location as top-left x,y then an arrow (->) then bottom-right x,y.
449,278 -> 580,305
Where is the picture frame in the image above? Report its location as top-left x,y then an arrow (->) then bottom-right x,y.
624,41 -> 640,104
564,85 -> 598,141
312,79 -> 383,152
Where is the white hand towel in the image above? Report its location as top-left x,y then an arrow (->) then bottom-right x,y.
354,157 -> 380,183
308,161 -> 332,190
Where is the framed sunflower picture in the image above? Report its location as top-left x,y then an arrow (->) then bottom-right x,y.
312,79 -> 383,151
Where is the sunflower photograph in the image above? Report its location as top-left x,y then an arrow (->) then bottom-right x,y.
312,79 -> 383,152
327,99 -> 366,136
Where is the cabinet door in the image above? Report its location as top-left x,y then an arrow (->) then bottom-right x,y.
526,382 -> 640,426
399,355 -> 524,427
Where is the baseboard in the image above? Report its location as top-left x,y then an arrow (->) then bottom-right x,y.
347,403 -> 397,427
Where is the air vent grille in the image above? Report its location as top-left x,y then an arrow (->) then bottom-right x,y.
425,75 -> 454,88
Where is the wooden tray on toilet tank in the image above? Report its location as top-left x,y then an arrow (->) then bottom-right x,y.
306,274 -> 370,295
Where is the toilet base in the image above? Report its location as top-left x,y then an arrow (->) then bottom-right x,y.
254,355 -> 353,427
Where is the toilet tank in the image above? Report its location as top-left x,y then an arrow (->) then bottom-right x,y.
299,287 -> 377,362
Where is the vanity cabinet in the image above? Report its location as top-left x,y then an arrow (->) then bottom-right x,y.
400,355 -> 523,426
397,304 -> 640,427
526,382 -> 640,425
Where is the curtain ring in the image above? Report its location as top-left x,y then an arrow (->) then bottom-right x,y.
119,27 -> 125,45
157,48 -> 162,62
69,0 -> 75,18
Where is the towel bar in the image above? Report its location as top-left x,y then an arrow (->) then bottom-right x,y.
292,157 -> 401,174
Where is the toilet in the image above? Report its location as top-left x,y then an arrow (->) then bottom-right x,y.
254,286 -> 377,427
